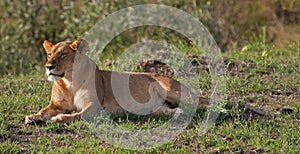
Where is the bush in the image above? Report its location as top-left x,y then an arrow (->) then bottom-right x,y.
0,0 -> 299,75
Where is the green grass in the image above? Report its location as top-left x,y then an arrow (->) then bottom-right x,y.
0,43 -> 300,153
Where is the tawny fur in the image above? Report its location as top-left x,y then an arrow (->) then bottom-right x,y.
25,39 -> 209,124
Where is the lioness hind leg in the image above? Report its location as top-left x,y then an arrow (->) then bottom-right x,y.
153,106 -> 176,115
153,106 -> 183,117
156,84 -> 209,108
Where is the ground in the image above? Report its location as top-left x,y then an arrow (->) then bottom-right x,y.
0,43 -> 299,153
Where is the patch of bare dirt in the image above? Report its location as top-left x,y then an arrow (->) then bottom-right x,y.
135,55 -> 210,77
139,60 -> 175,77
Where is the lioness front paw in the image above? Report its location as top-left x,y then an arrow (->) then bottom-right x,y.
51,113 -> 80,123
25,114 -> 47,125
25,115 -> 34,124
50,114 -> 64,123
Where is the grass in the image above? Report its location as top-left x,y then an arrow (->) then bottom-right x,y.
0,42 -> 299,153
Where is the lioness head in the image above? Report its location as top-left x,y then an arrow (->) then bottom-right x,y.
43,39 -> 89,81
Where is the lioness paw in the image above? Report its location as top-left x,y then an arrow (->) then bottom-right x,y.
25,114 -> 48,125
25,115 -> 42,125
25,115 -> 34,124
174,108 -> 184,118
50,114 -> 64,123
51,114 -> 78,123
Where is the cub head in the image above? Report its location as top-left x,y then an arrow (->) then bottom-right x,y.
43,39 -> 89,81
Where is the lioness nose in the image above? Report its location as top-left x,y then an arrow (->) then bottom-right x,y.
46,65 -> 55,70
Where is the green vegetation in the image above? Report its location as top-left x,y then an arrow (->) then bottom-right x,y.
0,42 -> 299,153
1,0 -> 300,75
0,0 -> 299,153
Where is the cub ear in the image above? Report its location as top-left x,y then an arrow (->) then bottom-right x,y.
70,39 -> 90,54
43,40 -> 53,53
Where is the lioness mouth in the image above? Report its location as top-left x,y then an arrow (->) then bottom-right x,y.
49,73 -> 64,78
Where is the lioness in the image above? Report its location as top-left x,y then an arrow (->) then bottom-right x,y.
25,39 -> 209,124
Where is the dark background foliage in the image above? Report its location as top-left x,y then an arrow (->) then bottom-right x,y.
0,0 -> 299,75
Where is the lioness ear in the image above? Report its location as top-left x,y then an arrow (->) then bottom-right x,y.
70,39 -> 89,54
43,40 -> 53,53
